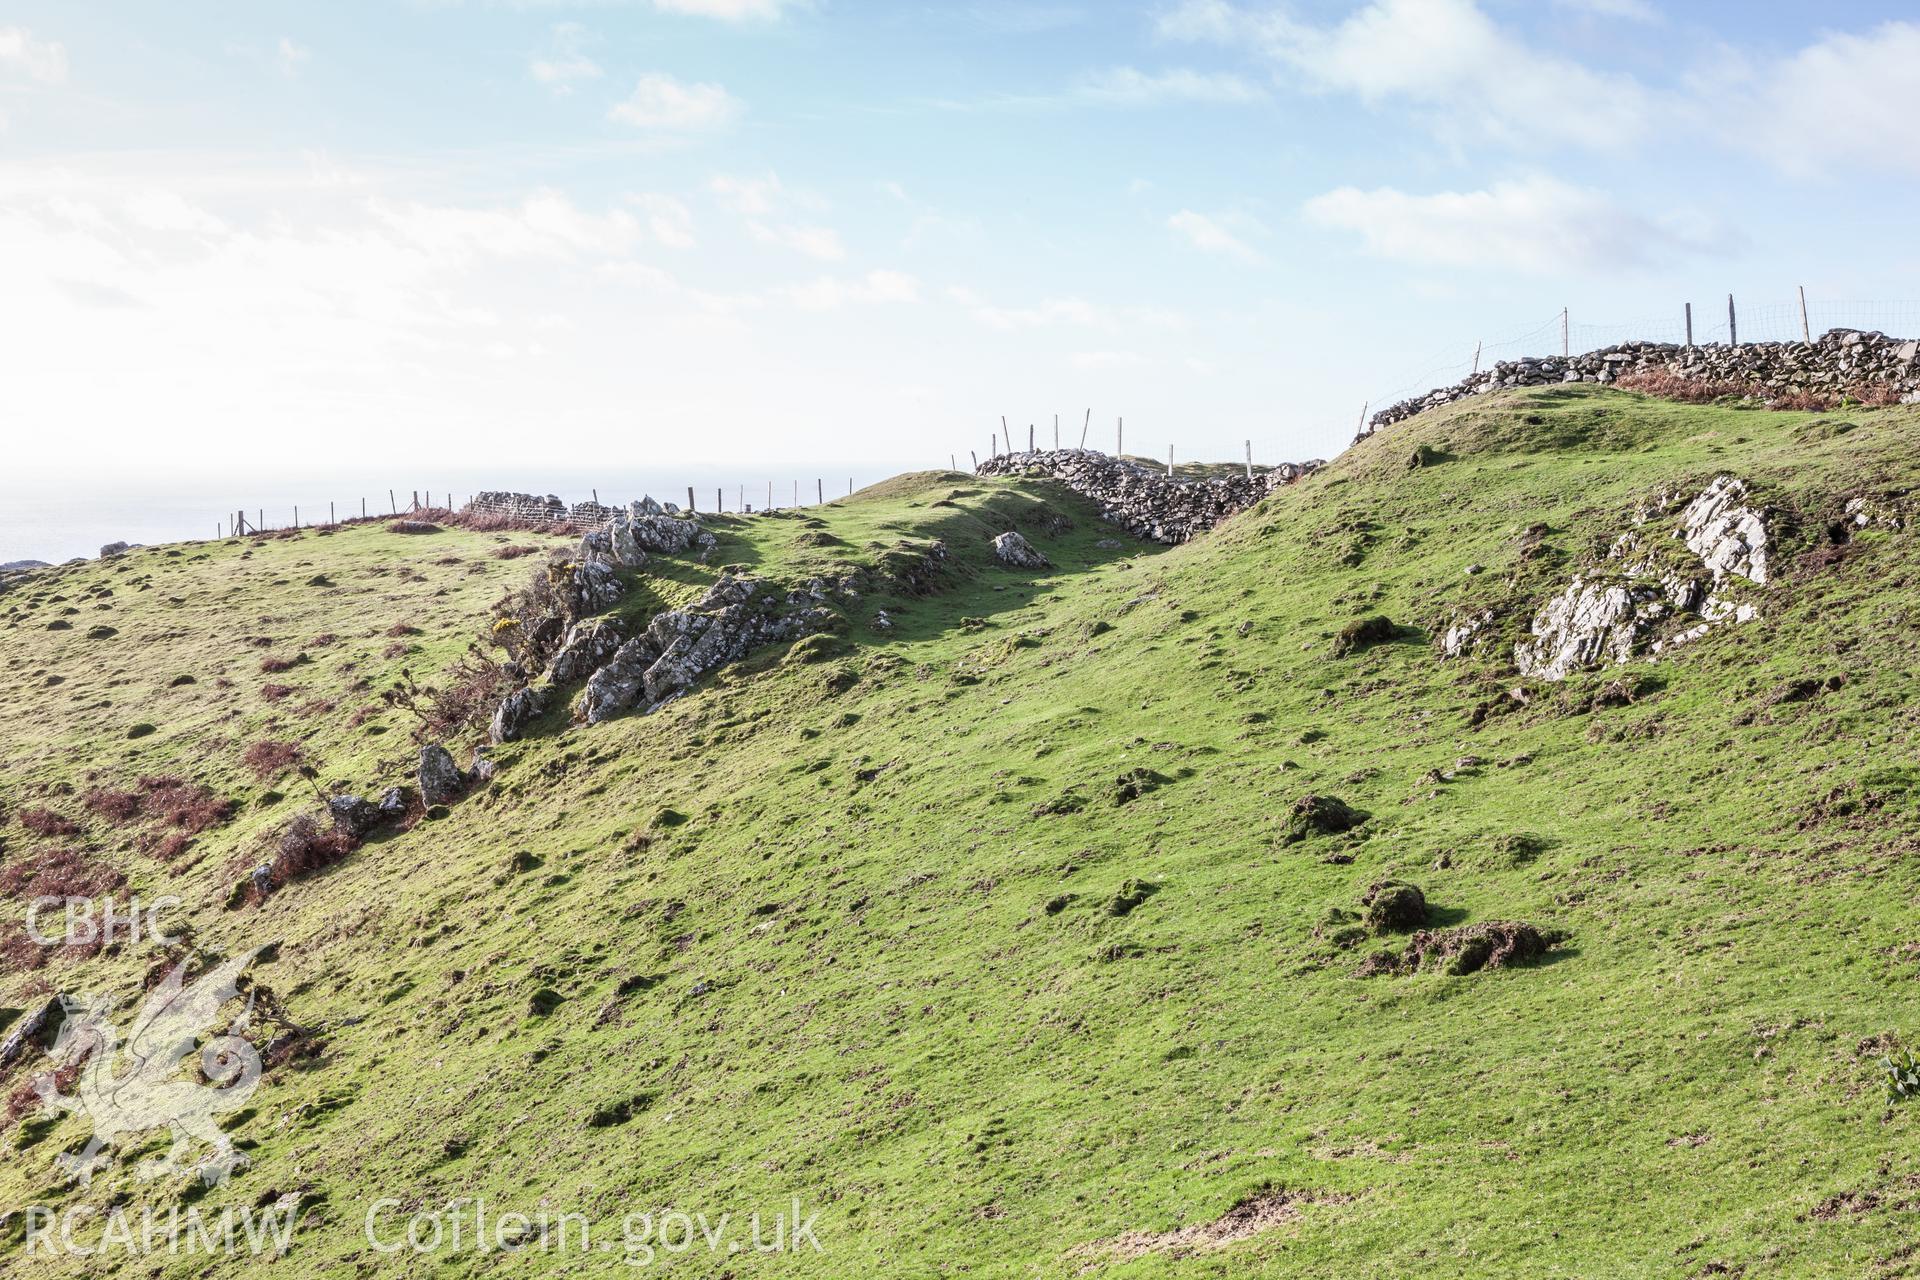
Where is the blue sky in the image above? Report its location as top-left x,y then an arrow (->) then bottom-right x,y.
3,0 -> 1918,474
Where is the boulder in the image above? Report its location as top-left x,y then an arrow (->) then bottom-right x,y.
325,794 -> 380,838
98,541 -> 130,558
376,786 -> 411,822
417,744 -> 466,805
992,531 -> 1051,569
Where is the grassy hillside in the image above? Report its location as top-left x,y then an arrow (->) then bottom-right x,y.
4,386 -> 1920,1277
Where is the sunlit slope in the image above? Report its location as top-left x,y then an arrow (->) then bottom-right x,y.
4,387 -> 1920,1278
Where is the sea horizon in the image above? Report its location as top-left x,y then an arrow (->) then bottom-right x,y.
0,462 -> 927,565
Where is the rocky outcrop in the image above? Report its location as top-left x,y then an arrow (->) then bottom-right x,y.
975,449 -> 1320,544
1364,329 -> 1920,437
1514,475 -> 1769,680
576,574 -> 839,724
608,509 -> 711,561
547,617 -> 627,685
1440,609 -> 1493,659
992,531 -> 1051,569
490,686 -> 546,744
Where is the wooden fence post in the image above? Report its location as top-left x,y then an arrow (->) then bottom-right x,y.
1685,302 -> 1693,347
1798,285 -> 1811,343
717,487 -> 723,514
1053,414 -> 1059,449
1561,307 -> 1569,357
1028,423 -> 1034,453
1080,408 -> 1090,450
970,450 -> 978,472
1245,440 -> 1252,479
1117,417 -> 1123,458
1167,445 -> 1173,478
1471,340 -> 1482,375
688,485 -> 696,513
817,478 -> 823,505
389,490 -> 396,514
1728,294 -> 1737,347
1357,402 -> 1369,436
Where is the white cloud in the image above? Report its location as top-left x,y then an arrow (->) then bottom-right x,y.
1074,66 -> 1265,105
277,37 -> 310,78
627,193 -> 695,248
1154,0 -> 1240,42
1715,21 -> 1920,178
748,221 -> 844,261
709,172 -> 784,215
650,0 -> 804,19
0,26 -> 68,83
531,23 -> 602,95
1552,0 -> 1660,20
1070,350 -> 1146,369
1162,0 -> 1654,151
709,172 -> 839,256
371,188 -> 647,262
775,270 -> 920,311
1302,175 -> 1714,272
1167,209 -> 1264,263
949,287 -> 1185,332
609,74 -> 741,132
124,189 -> 227,235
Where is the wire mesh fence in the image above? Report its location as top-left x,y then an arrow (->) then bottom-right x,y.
1360,295 -> 1920,423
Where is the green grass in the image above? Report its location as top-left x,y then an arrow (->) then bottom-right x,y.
4,387 -> 1920,1277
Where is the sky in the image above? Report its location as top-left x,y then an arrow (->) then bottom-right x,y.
3,0 -> 1919,482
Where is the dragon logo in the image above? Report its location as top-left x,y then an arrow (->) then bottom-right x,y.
31,949 -> 265,1188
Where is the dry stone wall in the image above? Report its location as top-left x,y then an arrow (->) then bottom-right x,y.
466,491 -> 664,524
1363,329 -> 1920,438
975,449 -> 1320,544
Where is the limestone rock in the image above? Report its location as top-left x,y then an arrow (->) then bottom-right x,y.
1440,609 -> 1493,659
577,574 -> 837,725
490,685 -> 545,743
1514,476 -> 1770,680
992,531 -> 1051,569
1677,475 -> 1768,586
548,617 -> 627,685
